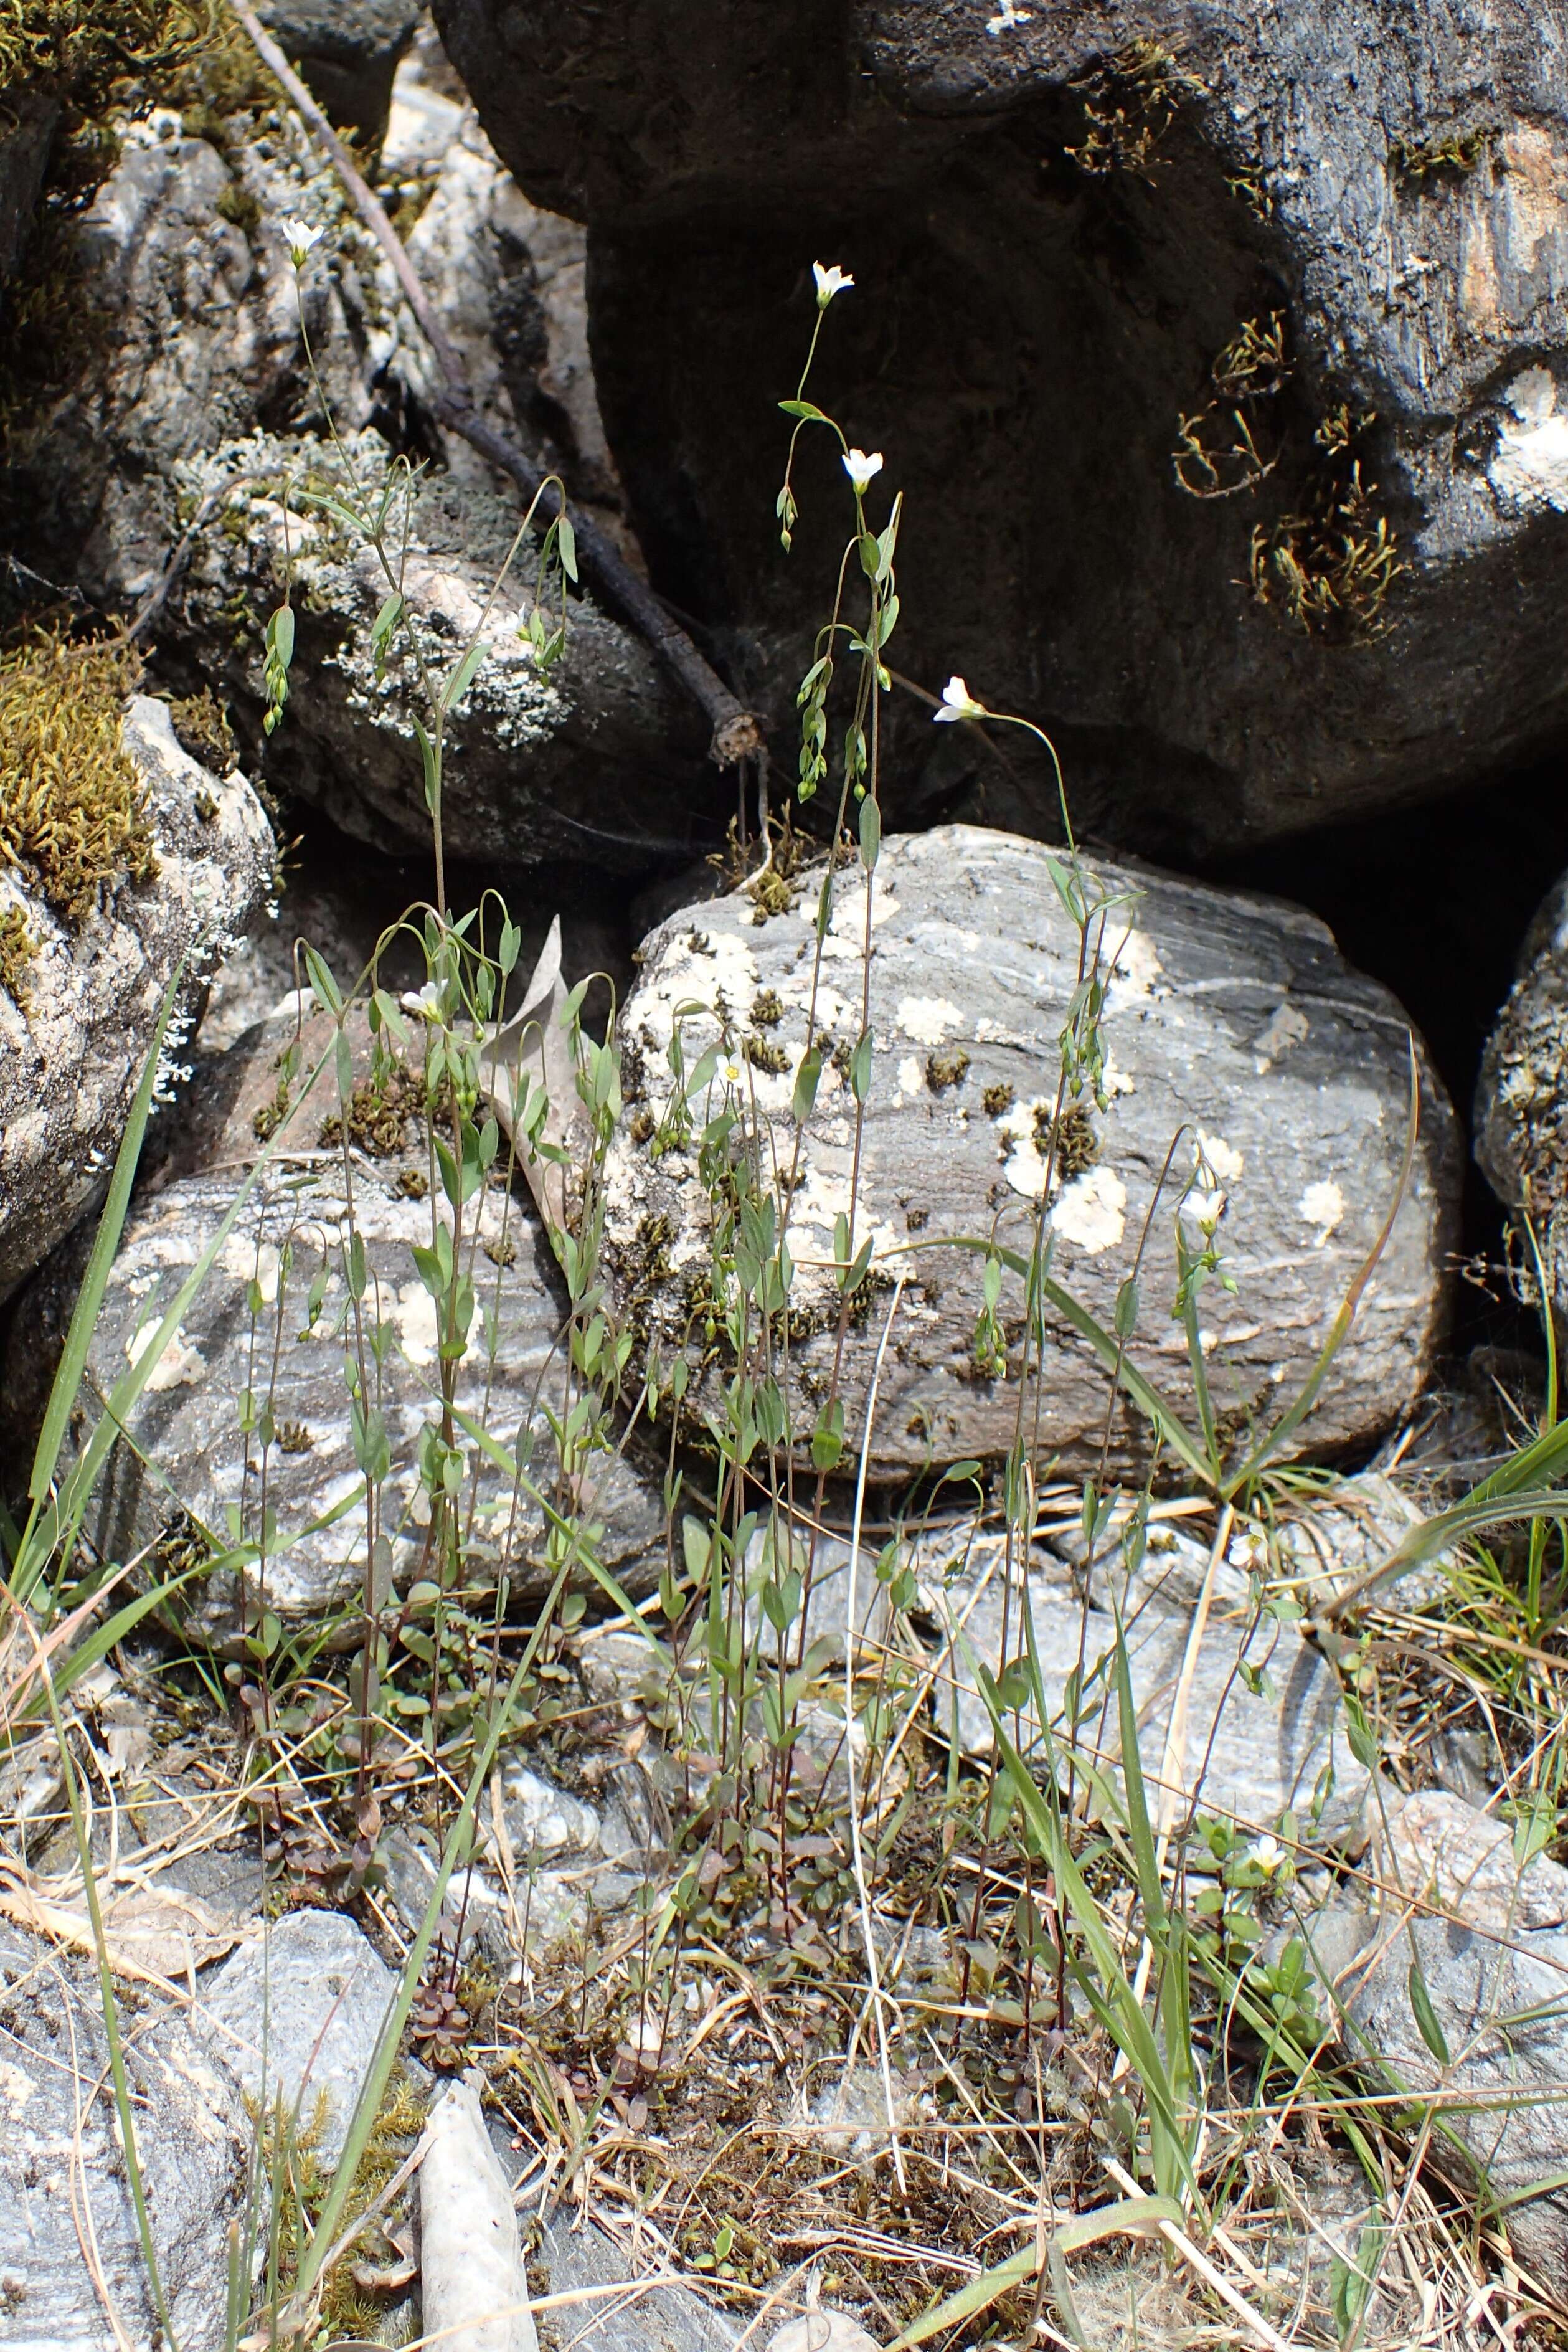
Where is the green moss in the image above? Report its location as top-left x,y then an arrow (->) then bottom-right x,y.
926,1047 -> 970,1093
743,1034 -> 790,1075
1249,404 -> 1404,637
166,686 -> 237,774
0,1 -> 213,110
0,905 -> 35,1005
1391,127 -> 1491,186
0,637 -> 156,986
319,1058 -> 428,1157
1049,1099 -> 1098,1177
215,173 -> 260,234
981,1081 -> 1014,1117
750,989 -> 784,1029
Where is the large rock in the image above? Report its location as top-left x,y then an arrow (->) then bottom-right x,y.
434,0 -> 1568,855
0,1925 -> 253,2352
194,1907 -> 399,2165
258,0 -> 421,142
2,72 -> 709,871
605,825 -> 1458,1481
0,695 -> 274,1300
1475,867 -> 1568,1325
169,429 -> 714,866
928,1547 -> 1369,1841
1329,1907 -> 1568,2280
0,1008 -> 665,1640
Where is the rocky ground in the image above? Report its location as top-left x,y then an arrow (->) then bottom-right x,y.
5,6 -> 1568,2351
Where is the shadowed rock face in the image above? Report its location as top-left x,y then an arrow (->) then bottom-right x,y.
432,0 -> 1568,855
603,824 -> 1459,1480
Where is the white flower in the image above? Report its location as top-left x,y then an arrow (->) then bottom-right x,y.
841,448 -> 884,492
1245,1834 -> 1286,1877
986,1 -> 1032,29
400,979 -> 444,1020
813,261 -> 854,308
281,216 -> 324,268
933,674 -> 988,723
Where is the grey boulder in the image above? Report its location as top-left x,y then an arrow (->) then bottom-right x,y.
605,825 -> 1458,1481
0,1926 -> 253,2352
928,1549 -> 1368,1842
0,1009 -> 665,1641
433,0 -> 1568,855
1333,1909 -> 1568,2280
194,1907 -> 397,2165
0,697 -> 274,1301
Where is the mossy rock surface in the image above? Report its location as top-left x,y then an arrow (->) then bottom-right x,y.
0,693 -> 273,1297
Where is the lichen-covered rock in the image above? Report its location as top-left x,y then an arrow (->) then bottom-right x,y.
434,0 -> 1568,855
0,1924 -> 253,2352
0,695 -> 274,1299
0,1007 -> 664,1639
169,429 -> 714,866
607,824 -> 1458,1481
1475,871 -> 1568,1325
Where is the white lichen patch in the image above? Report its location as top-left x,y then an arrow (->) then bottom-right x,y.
895,995 -> 964,1045
219,1235 -> 282,1304
895,1054 -> 925,1103
1105,926 -> 1164,1007
806,880 -> 900,960
1051,1167 -> 1128,1253
394,1279 -> 477,1367
1197,1131 -> 1245,1184
996,1096 -> 1053,1198
1490,367 -> 1568,512
1298,1178 -> 1346,1241
126,1319 -> 205,1392
1253,1002 -> 1310,1073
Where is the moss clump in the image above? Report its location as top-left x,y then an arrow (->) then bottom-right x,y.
215,173 -> 260,234
319,1059 -> 428,1157
1046,1099 -> 1098,1177
0,1 -> 214,109
750,989 -> 784,1029
1391,126 -> 1491,187
1249,404 -> 1404,637
926,1047 -> 970,1092
166,686 -> 237,774
0,637 -> 156,972
981,1081 -> 1014,1117
0,904 -> 35,1004
743,1033 -> 790,1075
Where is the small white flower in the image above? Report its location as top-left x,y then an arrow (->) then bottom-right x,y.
401,979 -> 444,1020
986,1 -> 1032,29
841,448 -> 884,492
1245,1834 -> 1286,1877
933,674 -> 988,723
813,261 -> 854,308
281,216 -> 323,268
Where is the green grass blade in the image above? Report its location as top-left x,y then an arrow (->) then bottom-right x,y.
887,2197 -> 1183,2348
